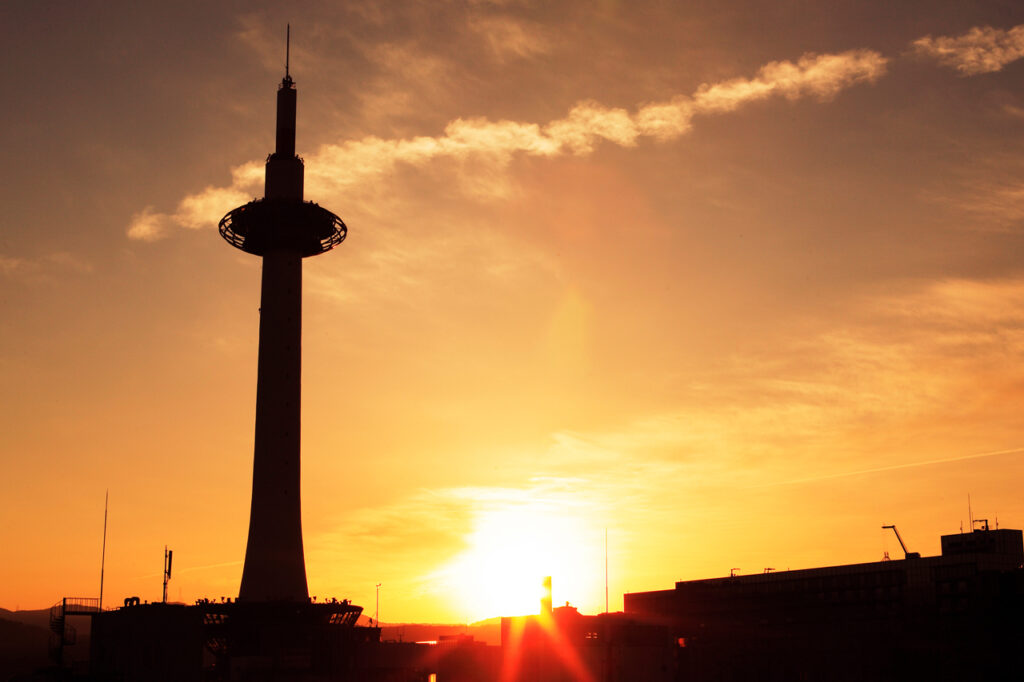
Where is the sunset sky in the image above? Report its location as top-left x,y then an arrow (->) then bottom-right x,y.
4,1 -> 1024,623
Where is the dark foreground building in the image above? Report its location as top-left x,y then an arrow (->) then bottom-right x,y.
501,606 -> 675,682
625,525 -> 1024,681
89,600 -> 501,681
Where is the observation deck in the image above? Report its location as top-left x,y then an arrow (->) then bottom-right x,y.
219,198 -> 346,257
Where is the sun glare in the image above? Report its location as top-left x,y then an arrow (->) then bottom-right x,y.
436,503 -> 601,622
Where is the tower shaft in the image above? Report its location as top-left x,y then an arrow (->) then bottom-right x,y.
239,248 -> 307,601
221,56 -> 346,603
239,73 -> 308,602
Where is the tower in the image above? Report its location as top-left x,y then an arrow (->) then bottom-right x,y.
219,32 -> 346,602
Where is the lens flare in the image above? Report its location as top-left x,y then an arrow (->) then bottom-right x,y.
434,503 -> 600,622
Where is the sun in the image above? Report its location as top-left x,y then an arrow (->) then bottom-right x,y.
435,503 -> 601,622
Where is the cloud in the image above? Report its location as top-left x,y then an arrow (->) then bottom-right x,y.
751,446 -> 1024,488
0,252 -> 93,281
545,101 -> 640,153
635,97 -> 694,140
126,162 -> 263,239
172,164 -> 262,230
304,210 -> 558,307
913,24 -> 1024,75
129,49 -> 886,239
0,255 -> 22,275
733,277 -> 1024,473
693,50 -> 888,112
467,15 -> 551,62
943,179 -> 1024,229
127,206 -> 172,241
520,277 -> 1024,491
42,252 -> 93,274
358,42 -> 459,120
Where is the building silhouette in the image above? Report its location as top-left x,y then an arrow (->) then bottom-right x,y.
501,604 -> 674,682
625,525 -> 1024,681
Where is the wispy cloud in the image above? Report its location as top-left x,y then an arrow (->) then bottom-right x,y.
0,255 -> 22,275
912,24 -> 1024,75
533,277 -> 1024,489
467,14 -> 551,62
0,251 -> 93,281
126,49 -> 886,239
126,163 -> 262,241
750,446 -> 1024,488
942,178 -> 1024,229
693,49 -> 887,112
358,42 -> 459,121
126,206 -> 172,242
134,559 -> 242,581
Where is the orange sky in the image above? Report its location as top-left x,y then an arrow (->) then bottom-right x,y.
3,1 -> 1024,623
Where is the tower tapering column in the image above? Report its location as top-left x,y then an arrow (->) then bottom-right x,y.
242,73 -> 307,602
219,65 -> 347,602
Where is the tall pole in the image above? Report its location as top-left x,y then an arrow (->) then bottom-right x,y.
605,528 -> 609,614
99,490 -> 108,610
375,583 -> 382,626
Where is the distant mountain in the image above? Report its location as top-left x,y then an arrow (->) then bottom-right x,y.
0,617 -> 50,680
0,608 -> 92,675
0,608 -> 50,632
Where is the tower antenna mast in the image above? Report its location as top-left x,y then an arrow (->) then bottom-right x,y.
605,528 -> 609,614
99,490 -> 108,610
163,546 -> 173,603
286,24 -> 290,79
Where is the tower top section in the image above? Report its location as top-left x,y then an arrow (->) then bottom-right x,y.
274,24 -> 297,160
218,27 -> 347,258
285,23 -> 292,82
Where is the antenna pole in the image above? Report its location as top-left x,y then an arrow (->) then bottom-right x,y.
968,494 -> 973,531
286,24 -> 290,78
99,490 -> 108,610
163,546 -> 173,603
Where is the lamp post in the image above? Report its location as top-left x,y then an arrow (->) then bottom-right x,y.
375,583 -> 382,627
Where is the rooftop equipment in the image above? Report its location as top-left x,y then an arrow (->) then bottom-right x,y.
882,524 -> 921,559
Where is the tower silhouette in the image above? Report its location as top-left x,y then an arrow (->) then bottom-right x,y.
219,33 -> 346,602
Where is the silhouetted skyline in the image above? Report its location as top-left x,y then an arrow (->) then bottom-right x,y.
3,2 -> 1024,624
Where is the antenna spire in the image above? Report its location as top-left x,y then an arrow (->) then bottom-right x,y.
286,24 -> 291,79
605,527 -> 609,614
99,490 -> 108,611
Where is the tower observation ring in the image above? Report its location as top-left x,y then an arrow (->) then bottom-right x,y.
219,198 -> 347,258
